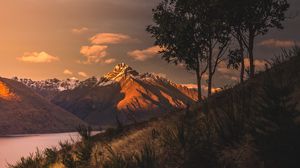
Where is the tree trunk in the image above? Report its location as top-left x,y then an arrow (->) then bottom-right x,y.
240,56 -> 245,83
196,68 -> 202,102
207,74 -> 212,96
238,35 -> 245,83
207,46 -> 213,97
248,31 -> 255,78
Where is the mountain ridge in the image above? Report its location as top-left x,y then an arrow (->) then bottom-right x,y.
49,63 -> 198,126
0,77 -> 86,135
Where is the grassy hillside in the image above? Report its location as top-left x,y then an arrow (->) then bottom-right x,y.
9,47 -> 300,168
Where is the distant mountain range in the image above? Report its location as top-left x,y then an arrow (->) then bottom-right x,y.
13,77 -> 80,100
3,63 -> 197,132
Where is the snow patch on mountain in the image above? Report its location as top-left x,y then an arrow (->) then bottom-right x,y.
13,63 -> 192,92
13,77 -> 80,92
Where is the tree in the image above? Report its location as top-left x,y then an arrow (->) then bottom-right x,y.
226,0 -> 290,78
147,0 -> 232,98
147,0 -> 208,101
199,0 -> 231,96
224,0 -> 247,83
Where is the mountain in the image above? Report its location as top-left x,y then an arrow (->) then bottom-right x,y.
51,63 -> 197,126
13,77 -> 80,100
0,77 -> 85,135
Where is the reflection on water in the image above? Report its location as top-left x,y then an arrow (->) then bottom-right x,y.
0,132 -> 80,168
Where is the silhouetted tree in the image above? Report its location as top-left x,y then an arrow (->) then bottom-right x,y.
225,0 -> 290,78
147,0 -> 208,101
227,49 -> 244,82
147,0 -> 234,98
198,0 -> 231,96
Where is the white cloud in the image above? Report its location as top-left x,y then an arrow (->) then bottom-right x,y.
63,69 -> 73,75
79,45 -> 108,64
258,39 -> 298,48
90,33 -> 132,45
104,58 -> 116,64
17,51 -> 59,63
128,46 -> 161,61
78,72 -> 88,78
71,27 -> 89,34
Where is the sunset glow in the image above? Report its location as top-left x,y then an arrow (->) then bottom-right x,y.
0,81 -> 17,100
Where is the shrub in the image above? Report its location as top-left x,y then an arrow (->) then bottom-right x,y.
253,71 -> 300,167
8,150 -> 44,168
44,147 -> 58,167
59,141 -> 76,168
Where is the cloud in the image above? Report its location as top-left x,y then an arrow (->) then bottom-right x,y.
258,39 -> 298,48
244,58 -> 267,71
104,58 -> 116,64
152,72 -> 167,78
78,72 -> 88,78
90,33 -> 132,45
18,51 -> 59,63
181,84 -> 198,89
217,58 -> 268,82
70,77 -> 78,80
128,46 -> 161,61
71,27 -> 89,34
217,61 -> 233,74
218,58 -> 267,73
181,84 -> 221,93
63,69 -> 73,75
79,45 -> 108,64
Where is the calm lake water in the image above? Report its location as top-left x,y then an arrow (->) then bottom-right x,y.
0,132 -> 81,168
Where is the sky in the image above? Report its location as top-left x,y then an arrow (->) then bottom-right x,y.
0,0 -> 299,89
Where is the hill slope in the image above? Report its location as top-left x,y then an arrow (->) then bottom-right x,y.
0,77 -> 86,135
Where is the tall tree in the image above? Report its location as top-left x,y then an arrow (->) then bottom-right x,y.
147,0 -> 209,101
227,0 -> 290,78
224,0 -> 247,83
147,0 -> 231,98
200,0 -> 231,96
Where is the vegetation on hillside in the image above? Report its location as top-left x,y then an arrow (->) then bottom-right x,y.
147,0 -> 290,100
9,46 -> 300,168
8,0 -> 299,167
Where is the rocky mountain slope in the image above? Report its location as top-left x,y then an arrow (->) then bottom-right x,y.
51,63 -> 197,126
0,77 -> 86,135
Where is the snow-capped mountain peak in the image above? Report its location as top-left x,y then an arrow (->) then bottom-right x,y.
13,77 -> 80,92
103,63 -> 139,82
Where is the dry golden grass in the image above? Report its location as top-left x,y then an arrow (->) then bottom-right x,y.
49,163 -> 65,168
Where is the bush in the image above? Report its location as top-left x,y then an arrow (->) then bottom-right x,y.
59,141 -> 76,168
44,147 -> 58,167
253,71 -> 300,167
8,150 -> 43,168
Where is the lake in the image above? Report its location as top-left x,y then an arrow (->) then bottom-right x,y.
0,132 -> 81,168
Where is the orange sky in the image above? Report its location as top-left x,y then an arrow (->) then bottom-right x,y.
0,0 -> 299,88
